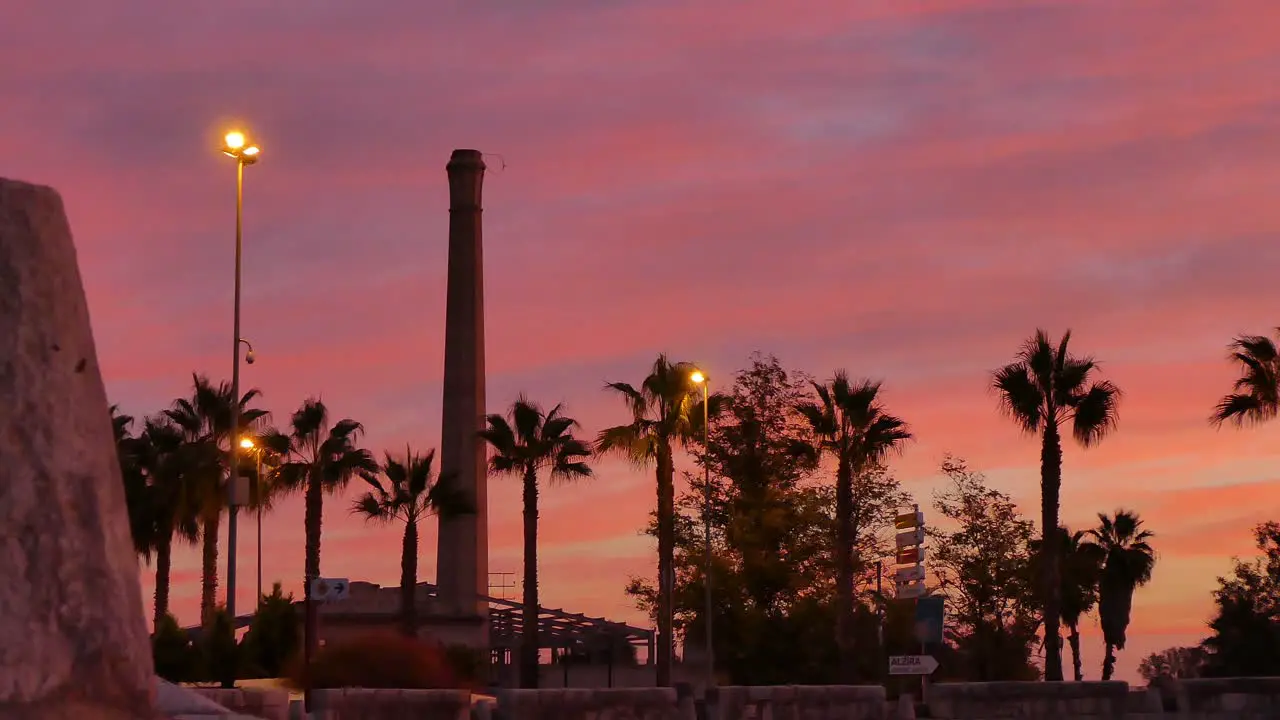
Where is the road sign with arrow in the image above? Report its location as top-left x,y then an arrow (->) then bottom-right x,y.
310,577 -> 350,603
889,655 -> 938,676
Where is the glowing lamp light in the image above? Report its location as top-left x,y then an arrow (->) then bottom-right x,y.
224,131 -> 246,149
690,370 -> 706,384
240,438 -> 255,449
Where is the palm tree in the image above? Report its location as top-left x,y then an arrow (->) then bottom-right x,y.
137,416 -> 205,628
481,397 -> 593,688
796,372 -> 912,682
1088,510 -> 1155,681
1212,329 -> 1280,426
165,373 -> 268,628
1033,527 -> 1106,681
992,329 -> 1121,681
262,399 -> 375,659
597,355 -> 713,686
111,406 -> 152,558
353,447 -> 464,638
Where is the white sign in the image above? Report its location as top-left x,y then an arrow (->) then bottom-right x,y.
311,577 -> 350,603
895,565 -> 926,583
895,528 -> 925,549
896,581 -> 926,599
889,655 -> 938,676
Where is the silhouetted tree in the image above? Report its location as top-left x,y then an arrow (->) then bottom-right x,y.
1212,329 -> 1280,426
993,330 -> 1121,680
1201,522 -> 1280,677
1088,510 -> 1155,680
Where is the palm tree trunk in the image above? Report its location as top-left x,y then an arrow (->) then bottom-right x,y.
303,476 -> 323,662
835,454 -> 855,683
1102,643 -> 1117,680
400,514 -> 419,638
1068,624 -> 1083,681
1040,423 -> 1064,681
200,508 -> 221,629
520,466 -> 540,689
655,443 -> 675,687
154,532 -> 173,630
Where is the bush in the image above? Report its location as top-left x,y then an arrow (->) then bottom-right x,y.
284,631 -> 469,690
240,583 -> 300,678
202,606 -> 242,684
152,612 -> 198,682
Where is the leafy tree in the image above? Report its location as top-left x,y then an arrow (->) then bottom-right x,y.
992,330 -> 1121,680
1139,646 -> 1205,686
1201,522 -> 1280,677
262,399 -> 376,661
598,355 -> 715,686
797,372 -> 912,682
480,397 -> 593,688
240,583 -> 301,678
1031,527 -> 1105,680
353,447 -> 464,638
1088,510 -> 1156,680
200,606 -> 243,682
165,373 -> 268,628
1211,329 -> 1280,425
929,457 -> 1040,681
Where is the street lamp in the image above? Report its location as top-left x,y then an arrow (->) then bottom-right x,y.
221,129 -> 260,688
240,437 -> 267,608
690,369 -> 713,688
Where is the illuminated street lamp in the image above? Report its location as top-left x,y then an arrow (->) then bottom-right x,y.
690,369 -> 714,688
239,436 -> 268,608
220,128 -> 260,688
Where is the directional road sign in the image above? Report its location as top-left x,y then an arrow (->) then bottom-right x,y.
895,528 -> 926,549
895,565 -> 926,583
896,547 -> 924,565
894,511 -> 924,529
896,581 -> 926,599
915,596 -> 945,644
311,577 -> 350,603
889,655 -> 939,676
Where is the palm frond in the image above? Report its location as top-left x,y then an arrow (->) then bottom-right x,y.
1071,380 -> 1122,447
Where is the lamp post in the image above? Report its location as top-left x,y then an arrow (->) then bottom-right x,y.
221,129 -> 259,689
690,369 -> 713,689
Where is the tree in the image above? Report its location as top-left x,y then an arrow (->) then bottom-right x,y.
165,373 -> 268,628
1201,522 -> 1280,677
152,612 -> 198,683
480,397 -> 593,688
992,329 -> 1121,681
137,416 -> 206,628
1139,646 -> 1205,686
796,372 -> 912,682
353,447 -> 464,638
1211,329 -> 1280,426
262,399 -> 376,662
112,406 -> 153,558
240,583 -> 301,678
598,355 -> 714,686
929,457 -> 1040,681
1088,510 -> 1155,680
1031,527 -> 1105,681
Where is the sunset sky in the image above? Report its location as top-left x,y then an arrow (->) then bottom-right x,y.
8,0 -> 1280,683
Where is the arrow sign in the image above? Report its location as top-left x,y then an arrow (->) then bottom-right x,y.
311,577 -> 351,603
896,547 -> 924,565
894,511 -> 924,530
895,565 -> 925,583
889,655 -> 938,676
895,581 -> 926,599
895,528 -> 925,549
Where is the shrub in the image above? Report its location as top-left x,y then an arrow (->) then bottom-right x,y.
240,583 -> 300,678
152,612 -> 198,682
284,631 -> 468,690
202,606 -> 241,684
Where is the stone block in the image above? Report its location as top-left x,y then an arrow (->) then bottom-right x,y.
0,178 -> 155,719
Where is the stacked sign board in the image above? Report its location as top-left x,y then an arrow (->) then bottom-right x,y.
894,507 -> 926,599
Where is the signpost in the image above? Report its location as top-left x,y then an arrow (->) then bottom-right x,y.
310,577 -> 350,604
893,508 -> 926,600
889,655 -> 939,676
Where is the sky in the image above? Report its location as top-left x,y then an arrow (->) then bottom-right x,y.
6,0 -> 1280,684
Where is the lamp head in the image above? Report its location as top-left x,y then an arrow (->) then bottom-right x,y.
245,348 -> 255,364
221,131 -> 261,164
240,438 -> 255,450
690,370 -> 706,384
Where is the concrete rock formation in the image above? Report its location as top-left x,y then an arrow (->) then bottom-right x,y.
0,179 -> 156,719
436,150 -> 489,629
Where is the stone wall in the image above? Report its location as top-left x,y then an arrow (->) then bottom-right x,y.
711,685 -> 887,720
310,688 -> 472,720
926,680 -> 1131,718
188,687 -> 290,720
495,687 -> 695,720
1171,677 -> 1280,719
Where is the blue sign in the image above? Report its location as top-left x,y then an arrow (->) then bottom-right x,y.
914,597 -> 945,645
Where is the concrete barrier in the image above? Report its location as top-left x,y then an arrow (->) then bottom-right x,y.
311,688 -> 472,720
926,681 -> 1130,718
188,687 -> 290,720
712,685 -> 888,720
496,687 -> 695,720
1171,677 -> 1280,718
